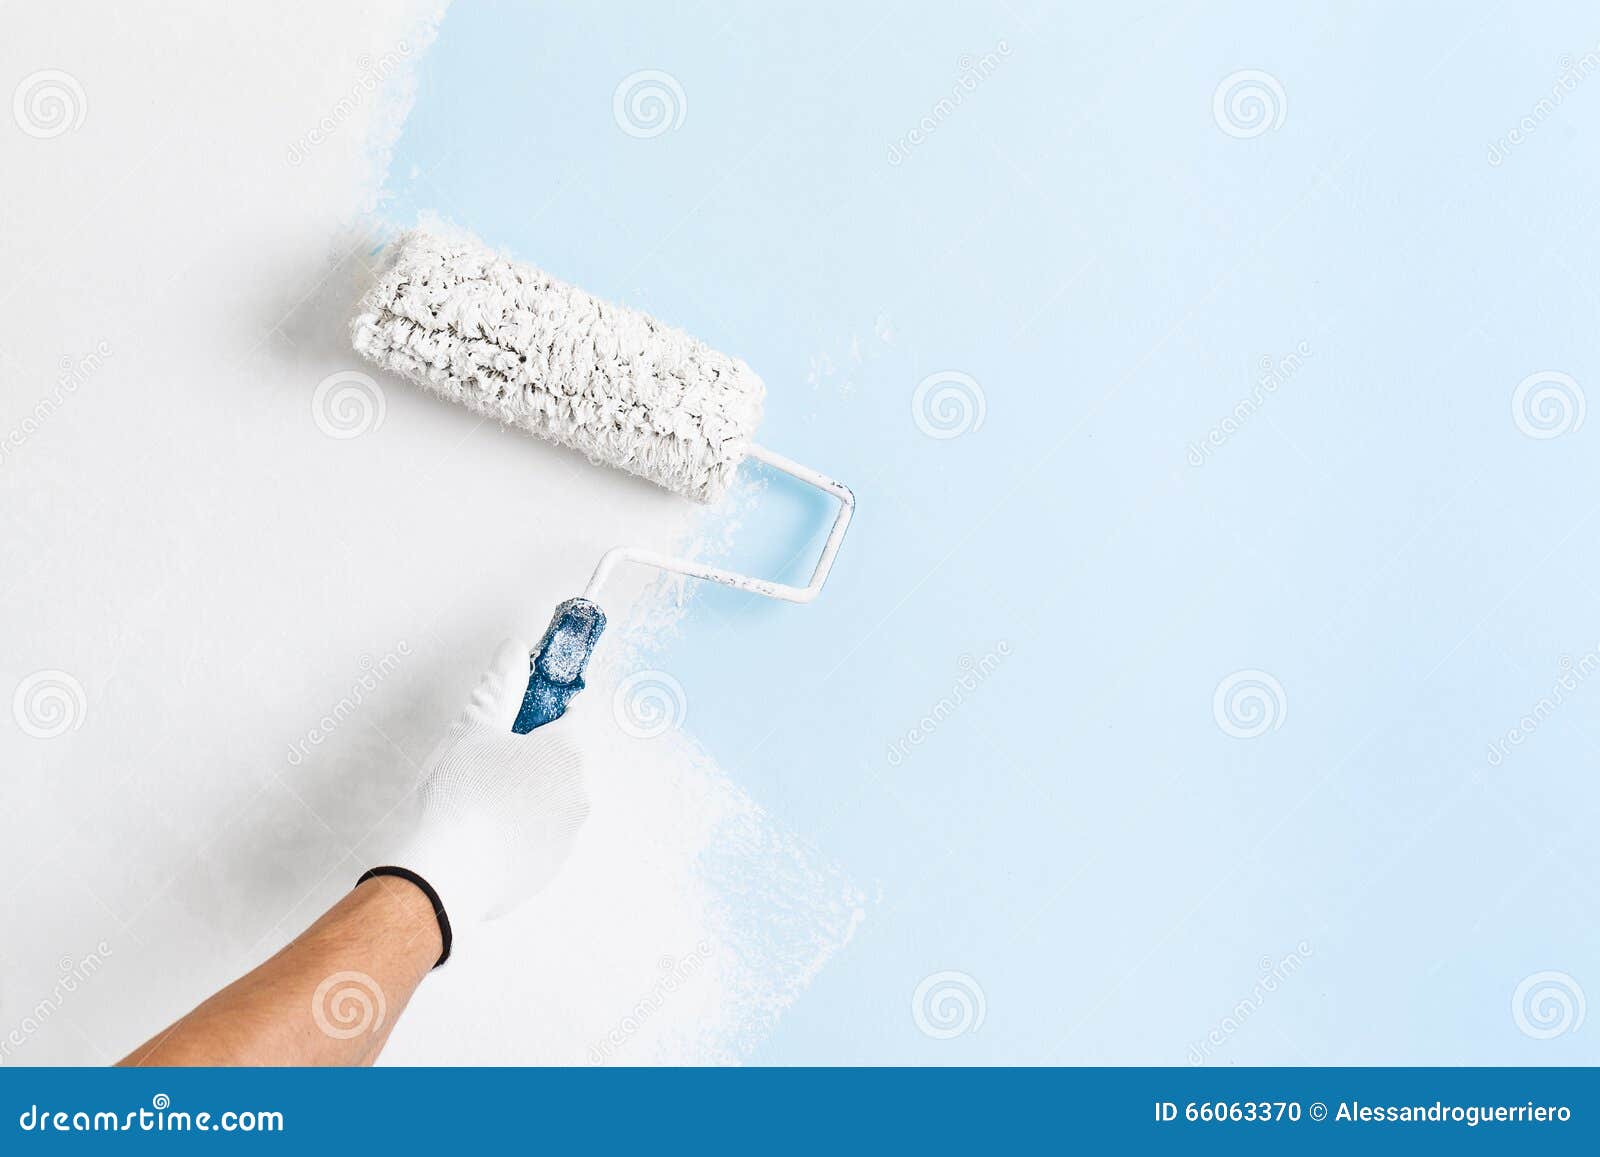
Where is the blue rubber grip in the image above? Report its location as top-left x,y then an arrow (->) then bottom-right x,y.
512,597 -> 607,733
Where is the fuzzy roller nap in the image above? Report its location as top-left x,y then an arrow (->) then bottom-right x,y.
352,229 -> 855,732
353,230 -> 764,505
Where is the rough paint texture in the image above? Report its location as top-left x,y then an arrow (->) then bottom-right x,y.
513,598 -> 606,733
351,229 -> 765,503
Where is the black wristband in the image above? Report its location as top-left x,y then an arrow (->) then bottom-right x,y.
356,866 -> 453,968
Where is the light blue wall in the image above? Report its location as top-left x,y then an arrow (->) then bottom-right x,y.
383,1 -> 1600,1063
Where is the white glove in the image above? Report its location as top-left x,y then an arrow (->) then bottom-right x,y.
371,639 -> 591,963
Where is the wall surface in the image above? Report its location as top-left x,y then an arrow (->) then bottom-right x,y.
4,1 -> 1599,1065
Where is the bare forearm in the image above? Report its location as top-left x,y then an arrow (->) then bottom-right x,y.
119,877 -> 442,1066
119,642 -> 588,1066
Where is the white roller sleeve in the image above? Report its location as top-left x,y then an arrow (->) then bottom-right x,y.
351,229 -> 765,504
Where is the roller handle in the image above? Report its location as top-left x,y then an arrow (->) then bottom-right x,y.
512,597 -> 607,733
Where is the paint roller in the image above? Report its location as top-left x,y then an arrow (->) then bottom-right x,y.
351,229 -> 855,732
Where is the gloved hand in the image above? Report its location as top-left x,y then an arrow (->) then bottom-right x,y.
366,639 -> 591,964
